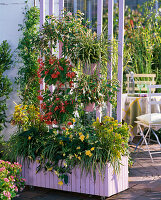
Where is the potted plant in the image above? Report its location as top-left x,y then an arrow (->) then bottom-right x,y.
38,56 -> 76,88
75,73 -> 119,112
11,116 -> 130,197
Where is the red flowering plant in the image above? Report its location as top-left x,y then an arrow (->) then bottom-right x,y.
37,56 -> 76,87
37,55 -> 77,127
40,89 -> 76,126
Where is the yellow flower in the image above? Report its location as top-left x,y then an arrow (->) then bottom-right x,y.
86,134 -> 89,139
58,181 -> 63,186
79,134 -> 85,142
48,167 -> 53,171
69,135 -> 73,139
59,140 -> 63,145
79,132 -> 82,136
69,154 -> 73,159
76,146 -> 80,150
85,150 -> 92,157
63,162 -> 67,167
74,153 -> 78,158
36,160 -> 39,164
77,156 -> 81,160
91,147 -> 95,151
54,170 -> 59,176
66,131 -> 69,135
28,136 -> 31,140
72,118 -> 76,123
63,153 -> 66,157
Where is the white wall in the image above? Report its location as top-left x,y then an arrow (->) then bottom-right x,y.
0,0 -> 59,139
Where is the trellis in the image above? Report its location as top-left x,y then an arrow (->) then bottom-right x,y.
39,0 -> 125,122
21,1 -> 128,197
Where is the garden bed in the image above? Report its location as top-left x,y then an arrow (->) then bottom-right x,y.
21,156 -> 128,197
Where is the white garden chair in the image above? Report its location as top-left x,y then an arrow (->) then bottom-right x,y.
135,85 -> 161,162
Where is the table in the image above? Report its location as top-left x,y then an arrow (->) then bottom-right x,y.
122,94 -> 161,138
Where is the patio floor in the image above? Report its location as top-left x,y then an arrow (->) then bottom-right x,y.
14,142 -> 161,200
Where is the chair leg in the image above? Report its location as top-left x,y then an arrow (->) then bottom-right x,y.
137,125 -> 154,162
151,129 -> 161,147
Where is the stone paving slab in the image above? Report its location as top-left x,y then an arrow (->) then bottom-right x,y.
14,144 -> 161,200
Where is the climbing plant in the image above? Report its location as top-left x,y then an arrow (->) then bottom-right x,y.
0,41 -> 13,132
16,5 -> 40,106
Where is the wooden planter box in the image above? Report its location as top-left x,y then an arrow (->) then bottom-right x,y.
21,156 -> 128,197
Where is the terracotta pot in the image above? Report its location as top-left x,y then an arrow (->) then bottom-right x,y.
84,103 -> 95,112
83,63 -> 97,75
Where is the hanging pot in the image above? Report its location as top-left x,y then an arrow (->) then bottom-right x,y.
83,63 -> 97,75
84,102 -> 95,112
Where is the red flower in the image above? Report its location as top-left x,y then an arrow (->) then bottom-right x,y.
37,96 -> 43,100
65,101 -> 68,105
54,106 -> 59,111
130,19 -> 134,28
53,120 -> 57,125
45,70 -> 49,75
66,72 -> 71,78
51,73 -> 58,79
56,98 -> 60,101
39,79 -> 43,84
69,81 -> 74,87
58,66 -> 64,71
40,115 -> 44,121
67,122 -> 72,126
71,72 -> 76,78
62,127 -> 66,130
60,106 -> 65,113
37,58 -> 43,64
40,103 -> 46,109
45,121 -> 52,125
48,112 -> 53,116
56,71 -> 60,75
66,72 -> 75,79
37,72 -> 41,78
49,58 -> 54,65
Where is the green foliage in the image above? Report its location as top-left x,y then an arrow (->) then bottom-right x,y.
17,6 -> 40,106
38,11 -> 109,73
75,73 -> 119,106
8,116 -> 130,184
7,103 -> 47,162
0,41 -> 12,132
103,0 -> 161,91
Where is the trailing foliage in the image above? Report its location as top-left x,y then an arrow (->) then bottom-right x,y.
16,6 -> 40,106
0,41 -> 12,132
9,115 -> 130,185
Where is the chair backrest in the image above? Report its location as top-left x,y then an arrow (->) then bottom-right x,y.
148,85 -> 161,115
126,74 -> 156,93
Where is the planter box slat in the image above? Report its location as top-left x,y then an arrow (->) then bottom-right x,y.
21,156 -> 128,197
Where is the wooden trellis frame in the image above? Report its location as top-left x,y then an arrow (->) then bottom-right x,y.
21,1 -> 128,197
39,0 -> 125,123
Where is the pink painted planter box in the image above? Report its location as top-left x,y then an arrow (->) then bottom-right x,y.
21,156 -> 128,197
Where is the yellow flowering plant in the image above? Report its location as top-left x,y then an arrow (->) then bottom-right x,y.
9,103 -> 48,161
11,103 -> 41,132
35,116 -> 130,184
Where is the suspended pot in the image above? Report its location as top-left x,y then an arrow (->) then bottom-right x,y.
84,102 -> 95,112
83,63 -> 97,75
56,82 -> 70,90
